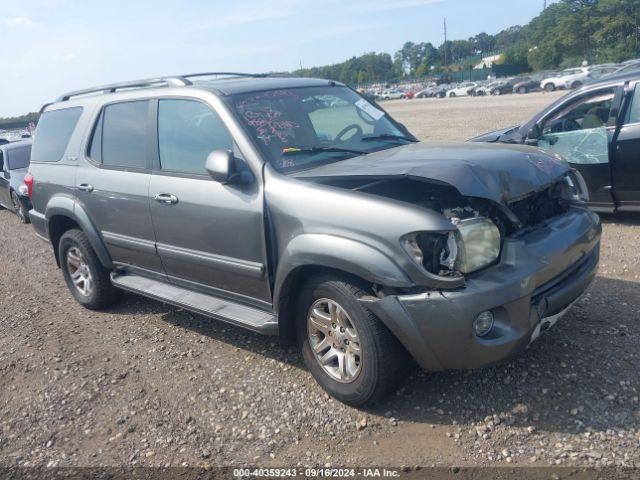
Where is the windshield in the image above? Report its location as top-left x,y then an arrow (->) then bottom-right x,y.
231,86 -> 413,172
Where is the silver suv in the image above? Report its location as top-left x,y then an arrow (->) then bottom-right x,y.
27,73 -> 601,405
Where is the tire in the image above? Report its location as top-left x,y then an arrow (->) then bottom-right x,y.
518,86 -> 527,94
449,92 -> 456,98
58,228 -> 120,310
295,274 -> 409,406
571,81 -> 582,89
544,83 -> 555,92
10,191 -> 29,224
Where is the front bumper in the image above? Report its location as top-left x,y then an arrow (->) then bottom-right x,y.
362,206 -> 601,371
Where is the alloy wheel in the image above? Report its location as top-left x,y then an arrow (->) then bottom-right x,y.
66,247 -> 94,297
307,298 -> 362,383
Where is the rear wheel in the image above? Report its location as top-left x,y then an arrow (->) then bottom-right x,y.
296,274 -> 409,406
571,81 -> 583,89
449,92 -> 456,98
10,191 -> 29,224
544,83 -> 555,92
518,86 -> 527,94
59,229 -> 120,310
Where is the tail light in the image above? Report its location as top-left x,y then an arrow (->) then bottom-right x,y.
24,172 -> 34,198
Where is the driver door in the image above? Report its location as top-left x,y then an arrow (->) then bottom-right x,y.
536,87 -> 621,210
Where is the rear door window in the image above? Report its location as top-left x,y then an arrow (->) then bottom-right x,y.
157,99 -> 232,174
99,101 -> 149,169
31,107 -> 82,162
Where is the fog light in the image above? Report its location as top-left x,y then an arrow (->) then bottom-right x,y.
473,311 -> 494,337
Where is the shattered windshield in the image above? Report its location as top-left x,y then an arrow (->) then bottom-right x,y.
231,86 -> 415,172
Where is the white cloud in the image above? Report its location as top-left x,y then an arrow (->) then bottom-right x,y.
190,0 -> 302,30
3,16 -> 36,27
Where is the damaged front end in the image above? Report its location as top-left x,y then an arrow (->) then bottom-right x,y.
313,168 -> 589,284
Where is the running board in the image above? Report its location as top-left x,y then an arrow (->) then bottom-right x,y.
110,272 -> 278,335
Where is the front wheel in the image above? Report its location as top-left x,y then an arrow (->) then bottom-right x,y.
518,86 -> 527,94
59,229 -> 120,310
544,83 -> 555,92
11,191 -> 29,224
449,92 -> 456,98
296,274 -> 409,406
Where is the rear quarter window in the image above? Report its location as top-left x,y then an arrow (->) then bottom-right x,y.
7,145 -> 31,169
31,107 -> 83,162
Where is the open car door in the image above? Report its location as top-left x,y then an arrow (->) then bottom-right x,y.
612,81 -> 640,211
536,86 -> 623,212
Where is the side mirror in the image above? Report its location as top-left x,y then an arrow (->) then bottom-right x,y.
527,123 -> 542,140
205,150 -> 239,184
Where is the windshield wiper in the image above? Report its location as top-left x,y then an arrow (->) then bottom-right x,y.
361,134 -> 417,143
282,146 -> 367,156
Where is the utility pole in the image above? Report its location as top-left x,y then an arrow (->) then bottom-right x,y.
443,17 -> 447,66
543,0 -> 547,9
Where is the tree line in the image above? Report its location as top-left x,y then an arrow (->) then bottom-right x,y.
294,0 -> 640,84
0,112 -> 39,130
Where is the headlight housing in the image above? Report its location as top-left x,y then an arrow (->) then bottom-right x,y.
453,217 -> 501,274
402,217 -> 501,277
564,170 -> 589,202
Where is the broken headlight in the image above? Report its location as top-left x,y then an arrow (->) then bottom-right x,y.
402,217 -> 501,276
564,170 -> 589,202
401,231 -> 459,277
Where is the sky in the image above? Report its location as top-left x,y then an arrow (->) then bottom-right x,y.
0,0 -> 558,117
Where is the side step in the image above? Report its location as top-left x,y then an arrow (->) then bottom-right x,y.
110,271 -> 278,335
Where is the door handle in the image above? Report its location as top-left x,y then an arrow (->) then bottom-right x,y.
78,183 -> 94,192
154,193 -> 178,205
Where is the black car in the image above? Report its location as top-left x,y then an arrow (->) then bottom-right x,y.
472,71 -> 640,213
489,77 -> 528,95
0,140 -> 32,223
512,76 -> 544,94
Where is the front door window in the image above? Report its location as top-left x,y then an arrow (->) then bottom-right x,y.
538,90 -> 614,165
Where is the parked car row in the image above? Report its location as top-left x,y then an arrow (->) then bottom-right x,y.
7,71 -> 605,407
365,59 -> 640,102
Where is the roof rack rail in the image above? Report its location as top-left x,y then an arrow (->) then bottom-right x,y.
56,76 -> 192,102
182,72 -> 268,80
55,71 -> 289,103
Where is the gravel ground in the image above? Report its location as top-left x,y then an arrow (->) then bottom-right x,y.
1,92 -> 639,470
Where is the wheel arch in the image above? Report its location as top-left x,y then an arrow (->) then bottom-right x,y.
273,234 -> 413,347
45,196 -> 113,269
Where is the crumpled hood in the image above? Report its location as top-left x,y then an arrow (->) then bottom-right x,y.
291,141 -> 570,205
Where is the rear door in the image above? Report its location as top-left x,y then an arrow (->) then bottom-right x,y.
75,100 -> 163,274
149,98 -> 271,306
612,81 -> 640,210
536,86 -> 622,210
